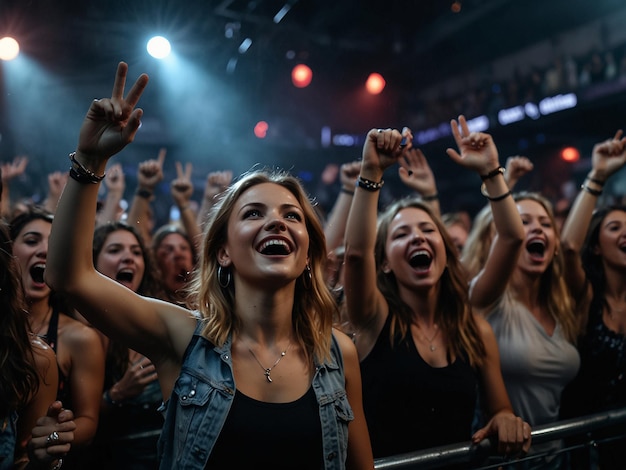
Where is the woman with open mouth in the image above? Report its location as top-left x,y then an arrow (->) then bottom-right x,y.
9,207 -> 105,469
343,119 -> 531,462
464,188 -> 580,469
560,130 -> 626,470
45,62 -> 373,469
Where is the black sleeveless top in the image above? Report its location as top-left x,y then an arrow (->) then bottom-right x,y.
44,307 -> 72,408
361,314 -> 479,458
561,300 -> 626,418
206,386 -> 323,469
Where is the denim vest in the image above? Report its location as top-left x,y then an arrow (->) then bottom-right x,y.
0,412 -> 17,470
157,321 -> 353,469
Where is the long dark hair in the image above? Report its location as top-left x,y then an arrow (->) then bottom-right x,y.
0,219 -> 40,417
582,205 -> 626,317
374,196 -> 486,367
93,221 -> 164,378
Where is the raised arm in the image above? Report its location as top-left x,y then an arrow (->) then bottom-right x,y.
0,156 -> 29,218
45,62 -> 193,369
42,171 -> 68,215
324,160 -> 360,253
127,147 -> 166,246
95,163 -> 125,226
446,115 -> 524,309
170,160 -> 201,249
343,127 -> 405,356
397,145 -> 441,218
504,155 -> 533,191
561,130 -> 626,298
196,170 -> 232,228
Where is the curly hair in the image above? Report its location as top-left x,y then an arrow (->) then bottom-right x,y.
374,196 -> 486,367
187,168 -> 337,364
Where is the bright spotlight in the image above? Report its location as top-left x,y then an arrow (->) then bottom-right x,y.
291,64 -> 312,88
366,73 -> 385,95
0,37 -> 20,61
147,36 -> 171,59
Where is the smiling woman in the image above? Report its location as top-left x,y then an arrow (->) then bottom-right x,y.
43,61 -> 373,469
342,123 -> 531,461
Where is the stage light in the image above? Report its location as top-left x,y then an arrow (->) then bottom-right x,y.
147,36 -> 171,59
0,37 -> 20,61
561,147 -> 580,162
366,73 -> 385,95
254,121 -> 269,138
292,64 -> 312,88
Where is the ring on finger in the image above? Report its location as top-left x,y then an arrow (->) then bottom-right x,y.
47,431 -> 60,444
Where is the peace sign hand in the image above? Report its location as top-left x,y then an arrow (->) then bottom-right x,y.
77,62 -> 149,164
171,161 -> 194,207
446,115 -> 499,176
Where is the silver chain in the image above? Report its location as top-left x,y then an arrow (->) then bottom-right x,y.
248,342 -> 291,383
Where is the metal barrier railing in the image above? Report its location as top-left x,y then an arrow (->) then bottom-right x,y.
374,407 -> 626,469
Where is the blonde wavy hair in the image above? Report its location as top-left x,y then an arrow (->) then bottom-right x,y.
186,169 -> 337,364
464,192 -> 578,342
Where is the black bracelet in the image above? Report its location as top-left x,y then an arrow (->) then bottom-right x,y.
585,176 -> 605,186
480,183 -> 511,201
69,152 -> 105,183
341,188 -> 355,196
480,166 -> 505,181
356,176 -> 384,192
136,188 -> 153,199
69,167 -> 97,184
581,184 -> 602,197
421,192 -> 439,201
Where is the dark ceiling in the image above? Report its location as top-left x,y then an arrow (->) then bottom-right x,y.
1,0 -> 626,218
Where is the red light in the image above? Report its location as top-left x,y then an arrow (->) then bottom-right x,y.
291,64 -> 312,88
561,147 -> 580,162
366,73 -> 386,95
254,121 -> 268,139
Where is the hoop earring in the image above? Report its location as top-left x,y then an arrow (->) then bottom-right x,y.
217,265 -> 231,288
302,264 -> 312,290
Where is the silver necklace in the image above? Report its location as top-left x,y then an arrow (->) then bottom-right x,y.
248,342 -> 291,383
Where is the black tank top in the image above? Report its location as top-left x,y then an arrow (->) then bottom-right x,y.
206,386 -> 323,469
44,307 -> 72,408
361,314 -> 479,458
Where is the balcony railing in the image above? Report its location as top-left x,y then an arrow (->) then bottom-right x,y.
374,407 -> 626,469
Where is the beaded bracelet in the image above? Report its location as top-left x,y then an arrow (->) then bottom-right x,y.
421,192 -> 439,201
480,183 -> 511,201
356,176 -> 384,192
581,184 -> 602,197
480,166 -> 505,181
69,152 -> 105,184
